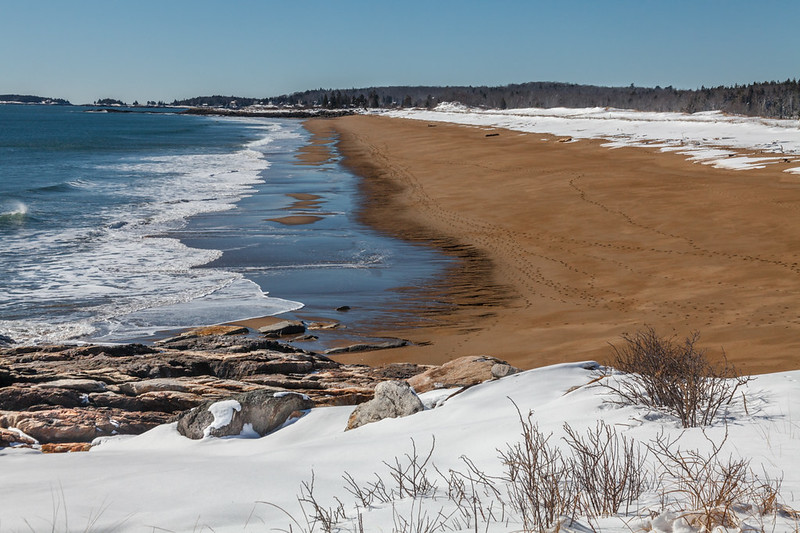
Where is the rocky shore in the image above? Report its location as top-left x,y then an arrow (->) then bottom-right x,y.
0,327 -> 516,451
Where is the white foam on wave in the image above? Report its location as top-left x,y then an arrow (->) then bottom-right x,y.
1,119 -> 305,344
0,200 -> 28,222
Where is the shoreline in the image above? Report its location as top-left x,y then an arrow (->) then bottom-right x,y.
309,115 -> 800,375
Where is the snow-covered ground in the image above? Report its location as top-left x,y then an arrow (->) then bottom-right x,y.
1,362 -> 798,532
384,104 -> 800,173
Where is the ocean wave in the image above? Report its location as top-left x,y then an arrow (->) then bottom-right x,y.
0,201 -> 28,226
0,119 -> 306,344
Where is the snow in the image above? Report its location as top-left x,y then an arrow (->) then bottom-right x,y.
382,104 -> 800,171
203,399 -> 241,437
274,391 -> 311,401
1,362 -> 798,532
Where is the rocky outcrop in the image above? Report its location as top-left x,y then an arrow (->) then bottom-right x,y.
0,337 -> 430,446
346,381 -> 424,431
407,355 -> 519,393
1,337 -> 521,448
176,390 -> 313,439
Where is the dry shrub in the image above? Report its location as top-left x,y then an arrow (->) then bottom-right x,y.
602,328 -> 750,427
439,455 -> 505,531
498,405 -> 578,532
647,428 -> 784,531
563,420 -> 649,517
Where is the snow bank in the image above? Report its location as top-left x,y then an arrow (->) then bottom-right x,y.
0,362 -> 798,532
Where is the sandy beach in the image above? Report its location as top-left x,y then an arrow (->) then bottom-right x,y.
305,115 -> 800,374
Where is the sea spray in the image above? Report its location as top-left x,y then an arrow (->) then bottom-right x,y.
0,200 -> 28,226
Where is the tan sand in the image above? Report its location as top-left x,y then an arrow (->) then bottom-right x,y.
286,193 -> 323,201
267,215 -> 324,226
302,115 -> 800,375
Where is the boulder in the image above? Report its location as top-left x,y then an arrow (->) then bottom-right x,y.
491,363 -> 519,379
176,390 -> 313,439
345,381 -> 424,431
258,320 -> 306,338
407,355 -> 520,393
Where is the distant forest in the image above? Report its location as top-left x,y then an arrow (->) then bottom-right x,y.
173,80 -> 800,119
5,80 -> 800,119
0,94 -> 70,105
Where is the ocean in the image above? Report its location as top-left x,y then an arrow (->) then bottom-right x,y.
0,105 -> 447,345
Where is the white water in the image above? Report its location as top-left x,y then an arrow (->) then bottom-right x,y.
0,120 -> 304,344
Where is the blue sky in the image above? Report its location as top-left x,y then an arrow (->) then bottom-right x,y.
1,0 -> 798,104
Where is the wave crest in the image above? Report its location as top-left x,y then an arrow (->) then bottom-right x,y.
0,201 -> 28,225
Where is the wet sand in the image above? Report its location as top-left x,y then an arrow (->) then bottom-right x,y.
305,115 -> 800,374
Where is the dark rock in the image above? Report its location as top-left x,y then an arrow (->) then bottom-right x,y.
325,338 -> 409,355
176,390 -> 313,439
0,367 -> 11,387
346,381 -> 424,430
212,356 -> 316,379
0,385 -> 85,410
375,363 -> 430,380
0,335 -> 16,346
335,306 -> 351,312
258,320 -> 306,338
156,334 -> 301,354
65,344 -> 156,358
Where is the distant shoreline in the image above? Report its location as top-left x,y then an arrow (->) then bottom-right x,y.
182,107 -> 355,119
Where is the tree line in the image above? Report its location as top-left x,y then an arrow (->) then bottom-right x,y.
171,79 -> 800,119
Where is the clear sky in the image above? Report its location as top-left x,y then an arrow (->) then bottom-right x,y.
2,0 -> 798,104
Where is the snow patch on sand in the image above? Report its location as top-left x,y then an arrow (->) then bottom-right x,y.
384,104 -> 800,170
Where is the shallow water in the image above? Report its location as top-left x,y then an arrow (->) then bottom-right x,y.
0,105 -> 449,344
